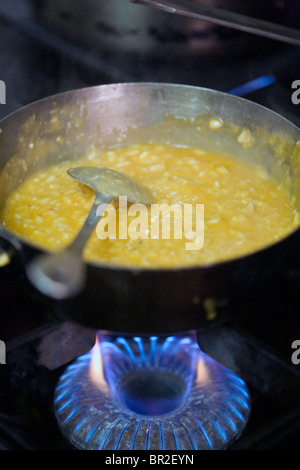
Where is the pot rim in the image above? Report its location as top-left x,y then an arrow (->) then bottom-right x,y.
0,81 -> 299,274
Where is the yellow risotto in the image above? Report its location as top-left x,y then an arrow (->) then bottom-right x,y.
1,143 -> 299,268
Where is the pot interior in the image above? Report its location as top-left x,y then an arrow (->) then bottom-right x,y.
0,83 -> 299,231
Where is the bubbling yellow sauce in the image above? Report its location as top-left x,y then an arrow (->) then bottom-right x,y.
1,143 -> 299,268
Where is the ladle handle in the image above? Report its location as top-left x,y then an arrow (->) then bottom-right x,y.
68,195 -> 112,255
26,196 -> 112,300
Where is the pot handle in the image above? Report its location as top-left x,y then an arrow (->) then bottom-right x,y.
0,246 -> 11,268
0,230 -> 24,270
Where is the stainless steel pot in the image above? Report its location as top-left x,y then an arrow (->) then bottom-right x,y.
31,0 -> 300,57
0,83 -> 299,334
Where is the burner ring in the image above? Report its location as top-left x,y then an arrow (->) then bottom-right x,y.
54,335 -> 250,450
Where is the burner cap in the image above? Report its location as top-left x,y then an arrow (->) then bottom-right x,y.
54,335 -> 250,450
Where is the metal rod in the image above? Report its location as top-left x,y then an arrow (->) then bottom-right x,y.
126,0 -> 300,47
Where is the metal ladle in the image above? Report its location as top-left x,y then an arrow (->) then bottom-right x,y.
26,167 -> 154,300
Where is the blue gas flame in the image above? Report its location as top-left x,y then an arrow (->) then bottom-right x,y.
54,333 -> 250,450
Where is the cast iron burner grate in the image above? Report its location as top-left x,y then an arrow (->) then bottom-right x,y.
54,333 -> 250,450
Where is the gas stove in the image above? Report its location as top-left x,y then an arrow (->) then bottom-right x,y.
0,0 -> 299,452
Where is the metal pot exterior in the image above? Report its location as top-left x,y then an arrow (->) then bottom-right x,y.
0,83 -> 299,334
